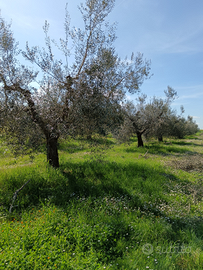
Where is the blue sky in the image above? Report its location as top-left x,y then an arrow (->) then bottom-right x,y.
1,0 -> 203,128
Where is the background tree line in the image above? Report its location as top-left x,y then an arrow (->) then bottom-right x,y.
116,87 -> 199,147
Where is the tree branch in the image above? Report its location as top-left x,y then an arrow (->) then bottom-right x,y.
9,179 -> 31,213
1,77 -> 49,138
77,30 -> 92,77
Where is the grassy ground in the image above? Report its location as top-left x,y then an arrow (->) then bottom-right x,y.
0,132 -> 203,269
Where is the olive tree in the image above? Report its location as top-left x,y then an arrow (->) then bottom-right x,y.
0,0 -> 151,167
143,87 -> 178,142
168,114 -> 199,139
117,87 -> 177,147
185,116 -> 199,135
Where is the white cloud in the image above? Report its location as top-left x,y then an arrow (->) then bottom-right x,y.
122,1 -> 203,55
135,23 -> 203,55
173,85 -> 203,100
178,92 -> 203,100
175,85 -> 203,91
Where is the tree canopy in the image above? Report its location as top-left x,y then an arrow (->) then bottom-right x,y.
0,0 -> 151,167
116,87 -> 199,147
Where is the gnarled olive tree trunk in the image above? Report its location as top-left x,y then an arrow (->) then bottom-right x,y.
158,134 -> 163,142
46,136 -> 59,168
136,131 -> 144,147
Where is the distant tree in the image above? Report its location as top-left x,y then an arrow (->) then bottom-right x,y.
0,0 -> 151,167
185,116 -> 199,135
117,87 -> 177,147
168,113 -> 199,139
115,94 -> 152,147
143,87 -> 178,142
145,101 -> 200,140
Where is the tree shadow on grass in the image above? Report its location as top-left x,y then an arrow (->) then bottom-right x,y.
2,159 -> 203,239
58,140 -> 88,154
185,135 -> 201,140
172,140 -> 203,148
0,160 -> 172,210
59,160 -> 203,238
58,136 -> 115,154
126,143 -> 200,156
167,215 -> 203,239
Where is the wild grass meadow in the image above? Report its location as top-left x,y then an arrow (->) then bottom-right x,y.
0,132 -> 203,269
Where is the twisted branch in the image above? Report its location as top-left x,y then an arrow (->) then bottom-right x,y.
9,179 -> 31,213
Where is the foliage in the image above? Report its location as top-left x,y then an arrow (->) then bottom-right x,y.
0,0 -> 151,167
169,115 -> 199,139
115,87 -> 176,146
116,87 -> 199,146
1,104 -> 45,156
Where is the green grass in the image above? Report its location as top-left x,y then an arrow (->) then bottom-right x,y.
0,132 -> 203,269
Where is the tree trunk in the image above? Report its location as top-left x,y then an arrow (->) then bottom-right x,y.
47,136 -> 59,168
86,130 -> 92,140
158,135 -> 163,142
87,134 -> 92,140
137,132 -> 144,147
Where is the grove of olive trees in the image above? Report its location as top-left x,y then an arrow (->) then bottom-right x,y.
116,87 -> 199,146
0,0 -> 151,167
0,0 -> 199,166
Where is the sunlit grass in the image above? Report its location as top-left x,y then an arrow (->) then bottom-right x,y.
0,132 -> 203,269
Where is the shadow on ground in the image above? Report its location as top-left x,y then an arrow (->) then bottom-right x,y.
172,140 -> 203,147
1,158 -> 203,239
125,143 -> 200,156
